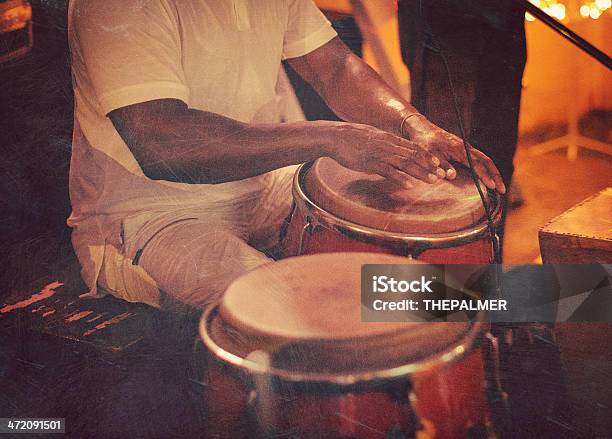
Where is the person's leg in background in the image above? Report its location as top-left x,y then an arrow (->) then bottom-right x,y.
399,1 -> 484,136
471,15 -> 526,187
470,15 -> 527,258
398,1 -> 526,260
399,9 -> 572,435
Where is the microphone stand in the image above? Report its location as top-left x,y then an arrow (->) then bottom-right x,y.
518,0 -> 611,70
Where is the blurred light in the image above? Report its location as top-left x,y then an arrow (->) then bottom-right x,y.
0,0 -> 32,33
525,0 -> 610,22
525,0 -> 568,22
580,4 -> 591,15
0,0 -> 33,63
548,3 -> 566,19
590,5 -> 602,17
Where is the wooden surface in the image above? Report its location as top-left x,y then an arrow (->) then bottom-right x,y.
1,269 -> 159,353
0,257 -> 205,439
539,187 -> 612,263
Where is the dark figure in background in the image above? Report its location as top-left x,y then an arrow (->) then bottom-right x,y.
398,0 -> 527,258
399,4 -> 576,437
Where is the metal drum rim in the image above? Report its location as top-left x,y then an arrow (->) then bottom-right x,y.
292,161 -> 502,249
199,303 -> 486,386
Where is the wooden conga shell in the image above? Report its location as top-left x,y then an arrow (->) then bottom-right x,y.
200,253 -> 498,438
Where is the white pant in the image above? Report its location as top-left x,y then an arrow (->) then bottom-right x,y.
95,167 -> 295,309
78,67 -> 304,309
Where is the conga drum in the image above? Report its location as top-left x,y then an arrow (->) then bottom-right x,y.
200,253 -> 509,438
282,158 -> 502,264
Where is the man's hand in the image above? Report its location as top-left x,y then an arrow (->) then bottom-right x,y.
323,121 -> 446,188
402,114 -> 506,194
287,37 -> 506,194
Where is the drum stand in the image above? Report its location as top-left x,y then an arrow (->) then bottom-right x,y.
528,46 -> 611,160
528,98 -> 611,161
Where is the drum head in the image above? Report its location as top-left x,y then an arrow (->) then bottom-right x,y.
303,158 -> 488,234
213,253 -> 474,375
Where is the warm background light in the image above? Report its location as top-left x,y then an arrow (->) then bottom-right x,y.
314,0 -> 611,136
526,0 -> 611,20
520,0 -> 611,132
526,0 -> 567,21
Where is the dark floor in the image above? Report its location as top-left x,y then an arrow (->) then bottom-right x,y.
0,270 -> 208,439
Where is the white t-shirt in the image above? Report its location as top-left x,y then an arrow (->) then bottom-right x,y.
68,0 -> 336,222
67,0 -> 336,295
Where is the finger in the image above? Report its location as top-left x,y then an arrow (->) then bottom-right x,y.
481,156 -> 506,194
368,162 -> 412,188
413,148 -> 446,177
394,151 -> 446,179
425,133 -> 462,178
389,160 -> 439,185
376,165 -> 415,188
469,150 -> 506,193
441,133 -> 469,166
473,161 -> 497,190
445,141 -> 501,191
436,156 -> 456,180
492,172 -> 506,194
395,138 -> 441,172
385,142 -> 443,177
386,154 -> 441,183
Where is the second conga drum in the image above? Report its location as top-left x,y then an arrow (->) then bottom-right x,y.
200,253 -> 508,438
282,158 -> 502,263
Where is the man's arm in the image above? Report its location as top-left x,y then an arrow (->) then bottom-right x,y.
108,98 -> 442,186
286,37 -> 506,193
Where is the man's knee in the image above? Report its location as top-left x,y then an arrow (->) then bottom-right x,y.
137,225 -> 271,308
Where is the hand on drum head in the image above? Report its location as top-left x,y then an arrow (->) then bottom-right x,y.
327,121 -> 447,187
401,115 -> 506,194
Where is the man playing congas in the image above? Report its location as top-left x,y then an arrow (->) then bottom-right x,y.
68,0 -> 505,309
